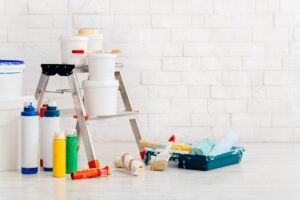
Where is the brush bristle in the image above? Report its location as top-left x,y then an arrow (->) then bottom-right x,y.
139,140 -> 161,149
150,160 -> 168,171
114,158 -> 125,168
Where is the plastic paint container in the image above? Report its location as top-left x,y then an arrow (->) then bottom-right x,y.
53,133 -> 66,178
0,60 -> 25,98
83,80 -> 119,116
42,101 -> 60,172
60,36 -> 89,66
66,129 -> 77,174
88,53 -> 117,81
78,29 -> 104,52
0,96 -> 33,171
21,102 -> 39,174
39,104 -> 47,168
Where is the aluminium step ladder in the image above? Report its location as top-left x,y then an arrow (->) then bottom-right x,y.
34,63 -> 145,169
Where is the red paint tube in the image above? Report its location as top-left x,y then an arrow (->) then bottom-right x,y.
71,166 -> 110,180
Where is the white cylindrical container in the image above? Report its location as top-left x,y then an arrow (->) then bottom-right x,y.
88,53 -> 117,81
60,36 -> 89,67
21,102 -> 39,174
78,29 -> 104,52
38,104 -> 47,168
41,100 -> 60,172
0,60 -> 25,98
83,80 -> 119,116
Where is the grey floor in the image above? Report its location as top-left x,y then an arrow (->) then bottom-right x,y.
0,143 -> 300,200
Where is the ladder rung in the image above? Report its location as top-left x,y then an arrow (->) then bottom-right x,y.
90,110 -> 139,120
60,109 -> 140,120
45,88 -> 84,94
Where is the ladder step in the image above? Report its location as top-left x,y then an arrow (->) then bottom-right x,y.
60,109 -> 139,120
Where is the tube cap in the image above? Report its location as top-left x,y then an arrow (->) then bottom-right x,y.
78,29 -> 99,35
21,102 -> 38,116
44,100 -> 60,117
43,167 -> 53,172
21,167 -> 38,174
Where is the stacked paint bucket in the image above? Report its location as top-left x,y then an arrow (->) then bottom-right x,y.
84,50 -> 119,116
60,29 -> 104,67
60,29 -> 118,116
0,60 -> 28,171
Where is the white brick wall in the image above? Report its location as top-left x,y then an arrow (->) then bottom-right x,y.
3,0 -> 300,142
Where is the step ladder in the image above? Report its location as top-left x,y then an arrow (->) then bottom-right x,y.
34,63 -> 145,169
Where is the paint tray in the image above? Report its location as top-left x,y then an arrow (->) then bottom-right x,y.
177,147 -> 245,171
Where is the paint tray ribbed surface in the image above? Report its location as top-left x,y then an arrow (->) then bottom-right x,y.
177,147 -> 245,171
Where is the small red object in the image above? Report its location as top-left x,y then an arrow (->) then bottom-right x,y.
73,115 -> 89,121
72,50 -> 85,54
88,160 -> 100,169
71,166 -> 110,180
40,159 -> 43,168
168,134 -> 175,143
39,104 -> 47,117
140,151 -> 145,159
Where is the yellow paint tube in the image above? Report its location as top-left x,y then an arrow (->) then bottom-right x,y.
53,133 -> 66,178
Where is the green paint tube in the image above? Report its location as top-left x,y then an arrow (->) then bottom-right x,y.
66,130 -> 78,174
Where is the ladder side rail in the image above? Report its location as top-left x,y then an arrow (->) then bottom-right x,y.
115,71 -> 145,159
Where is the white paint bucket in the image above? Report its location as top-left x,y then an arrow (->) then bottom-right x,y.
83,80 -> 119,116
0,96 -> 34,171
60,36 -> 89,66
0,60 -> 25,98
88,53 -> 117,81
78,29 -> 104,52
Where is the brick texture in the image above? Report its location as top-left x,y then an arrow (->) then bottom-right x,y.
1,0 -> 300,142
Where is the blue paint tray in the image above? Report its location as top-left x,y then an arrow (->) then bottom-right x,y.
177,147 -> 245,171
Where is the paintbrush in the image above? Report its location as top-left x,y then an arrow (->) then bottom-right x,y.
139,140 -> 190,152
150,135 -> 175,171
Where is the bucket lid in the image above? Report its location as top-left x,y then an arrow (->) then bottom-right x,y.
60,36 -> 89,41
66,128 -> 77,137
88,53 -> 117,59
78,29 -> 99,35
0,60 -> 25,70
83,80 -> 119,88
0,60 -> 24,65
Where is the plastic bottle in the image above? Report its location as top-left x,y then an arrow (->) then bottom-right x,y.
39,104 -> 47,168
21,102 -> 39,174
66,129 -> 78,174
53,132 -> 66,177
209,133 -> 239,156
42,100 -> 60,171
